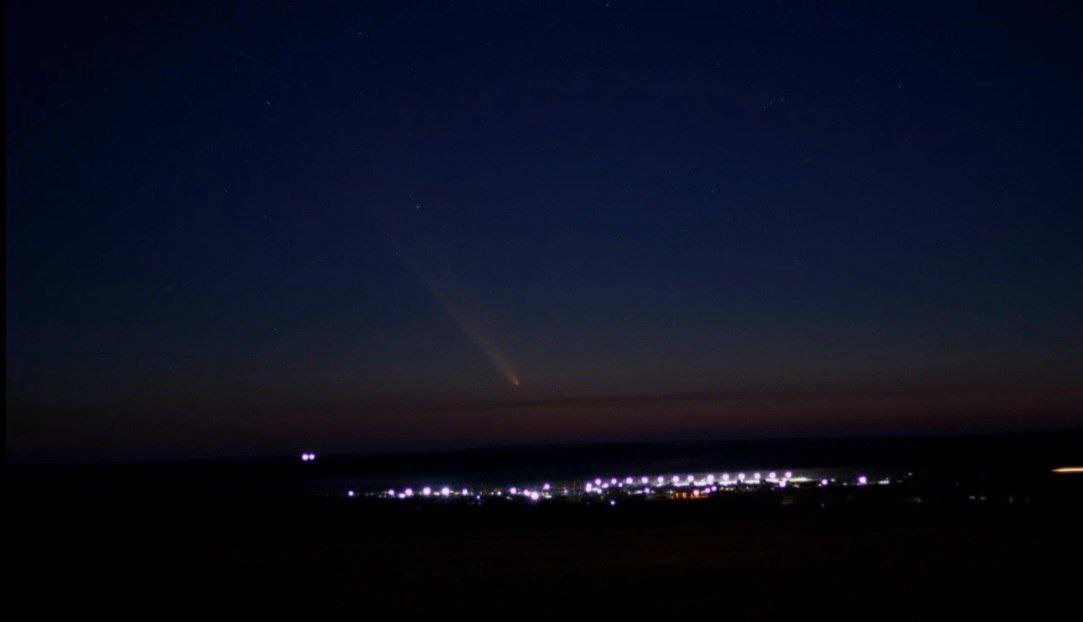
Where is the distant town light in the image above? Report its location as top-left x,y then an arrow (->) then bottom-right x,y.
363,467 -> 898,506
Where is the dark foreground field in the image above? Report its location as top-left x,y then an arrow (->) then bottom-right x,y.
8,478 -> 1082,620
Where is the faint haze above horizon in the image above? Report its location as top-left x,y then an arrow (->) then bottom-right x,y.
6,1 -> 1082,460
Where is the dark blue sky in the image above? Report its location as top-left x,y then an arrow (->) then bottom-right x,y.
7,1 -> 1082,459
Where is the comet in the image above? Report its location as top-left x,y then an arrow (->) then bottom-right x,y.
422,275 -> 521,387
391,246 -> 519,387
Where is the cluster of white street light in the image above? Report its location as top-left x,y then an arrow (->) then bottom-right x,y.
370,482 -> 561,502
582,470 -> 807,494
354,470 -> 885,502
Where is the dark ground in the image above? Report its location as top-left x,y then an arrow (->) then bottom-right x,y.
8,480 -> 1082,620
8,435 -> 1083,619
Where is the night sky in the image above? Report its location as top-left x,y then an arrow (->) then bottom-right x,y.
7,1 -> 1083,460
